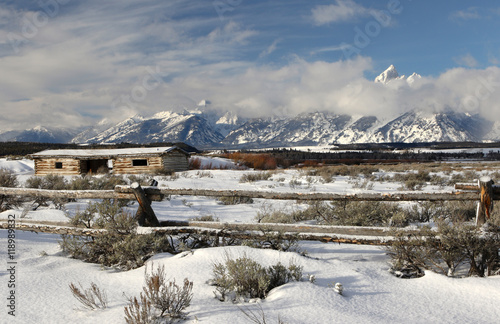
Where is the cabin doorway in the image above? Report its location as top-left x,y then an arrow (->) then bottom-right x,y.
81,159 -> 109,174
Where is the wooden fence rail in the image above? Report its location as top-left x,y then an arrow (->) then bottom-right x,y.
115,186 -> 481,201
0,176 -> 496,242
0,184 -> 486,203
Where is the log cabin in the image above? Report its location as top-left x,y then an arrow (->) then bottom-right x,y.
31,146 -> 190,175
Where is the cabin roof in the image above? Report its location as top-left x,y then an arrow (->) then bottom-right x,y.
31,146 -> 189,159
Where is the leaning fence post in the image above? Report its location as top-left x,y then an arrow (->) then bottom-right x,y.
476,176 -> 494,227
130,182 -> 160,227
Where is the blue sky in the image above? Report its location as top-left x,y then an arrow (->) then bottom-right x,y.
1,0 -> 500,131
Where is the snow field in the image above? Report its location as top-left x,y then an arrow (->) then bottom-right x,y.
1,157 -> 500,323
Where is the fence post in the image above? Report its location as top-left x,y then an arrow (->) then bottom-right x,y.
130,182 -> 160,227
476,176 -> 494,227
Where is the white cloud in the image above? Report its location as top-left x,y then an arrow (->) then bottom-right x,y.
259,39 -> 280,58
449,7 -> 481,21
2,0 -> 500,133
453,53 -> 479,68
310,44 -> 352,56
311,0 -> 370,25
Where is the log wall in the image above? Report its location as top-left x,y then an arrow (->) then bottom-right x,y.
162,152 -> 189,172
113,156 -> 163,174
34,151 -> 189,175
34,158 -> 82,176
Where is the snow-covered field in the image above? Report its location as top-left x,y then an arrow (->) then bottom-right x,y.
1,157 -> 500,323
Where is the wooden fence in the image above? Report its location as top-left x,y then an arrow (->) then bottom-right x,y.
0,176 -> 496,243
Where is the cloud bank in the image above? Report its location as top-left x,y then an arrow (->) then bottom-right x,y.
1,0 -> 500,133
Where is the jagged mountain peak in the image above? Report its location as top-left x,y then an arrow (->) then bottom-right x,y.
197,99 -> 211,107
375,65 -> 400,83
407,72 -> 422,85
152,111 -> 181,120
375,65 -> 422,85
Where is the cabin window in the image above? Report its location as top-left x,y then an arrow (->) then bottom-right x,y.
55,162 -> 63,169
132,159 -> 148,166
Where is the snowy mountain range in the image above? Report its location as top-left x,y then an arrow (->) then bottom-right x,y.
374,64 -> 422,85
1,66 -> 498,149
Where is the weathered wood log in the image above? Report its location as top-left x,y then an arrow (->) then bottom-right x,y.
477,176 -> 494,227
131,182 -> 160,227
0,186 -> 134,199
114,186 -> 164,201
115,186 -> 480,201
0,186 -> 166,202
1,185 -> 480,203
150,227 -> 389,245
455,182 -> 500,196
0,220 -> 392,244
159,220 -> 392,236
0,221 -> 106,236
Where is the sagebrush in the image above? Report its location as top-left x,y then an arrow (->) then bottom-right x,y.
69,281 -> 108,310
0,168 -> 21,212
124,264 -> 193,323
61,200 -> 175,270
387,220 -> 500,278
211,252 -> 302,302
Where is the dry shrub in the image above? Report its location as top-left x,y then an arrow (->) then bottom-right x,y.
61,200 -> 175,270
393,170 -> 431,190
217,196 -> 254,205
0,168 -> 21,212
255,206 -> 308,224
239,171 -> 273,183
240,304 -> 288,324
68,174 -> 127,190
195,170 -> 213,178
288,201 -> 401,227
124,294 -> 154,324
125,264 -> 193,323
226,153 -> 277,170
26,173 -> 68,208
188,157 -> 202,169
211,253 -> 302,302
387,221 -> 500,278
69,282 -> 108,310
243,229 -> 303,254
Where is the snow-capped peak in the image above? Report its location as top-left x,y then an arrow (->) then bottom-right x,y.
375,65 -> 422,86
197,99 -> 211,107
375,65 -> 400,84
216,111 -> 239,125
406,72 -> 422,85
32,125 -> 47,132
152,111 -> 179,119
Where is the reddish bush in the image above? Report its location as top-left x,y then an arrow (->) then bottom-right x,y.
189,157 -> 202,170
224,153 -> 277,170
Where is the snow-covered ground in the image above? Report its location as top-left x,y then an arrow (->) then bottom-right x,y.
1,157 -> 500,323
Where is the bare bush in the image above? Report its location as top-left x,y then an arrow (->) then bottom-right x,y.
240,172 -> 273,183
188,157 -> 202,170
69,282 -> 108,310
142,264 -> 193,319
125,264 -> 193,323
0,168 -> 21,212
224,153 -> 277,170
61,200 -> 175,270
298,201 -> 401,227
124,294 -> 154,324
217,196 -> 254,205
25,174 -> 68,208
387,221 -> 500,278
240,304 -> 288,324
255,206 -> 308,224
243,229 -> 303,254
